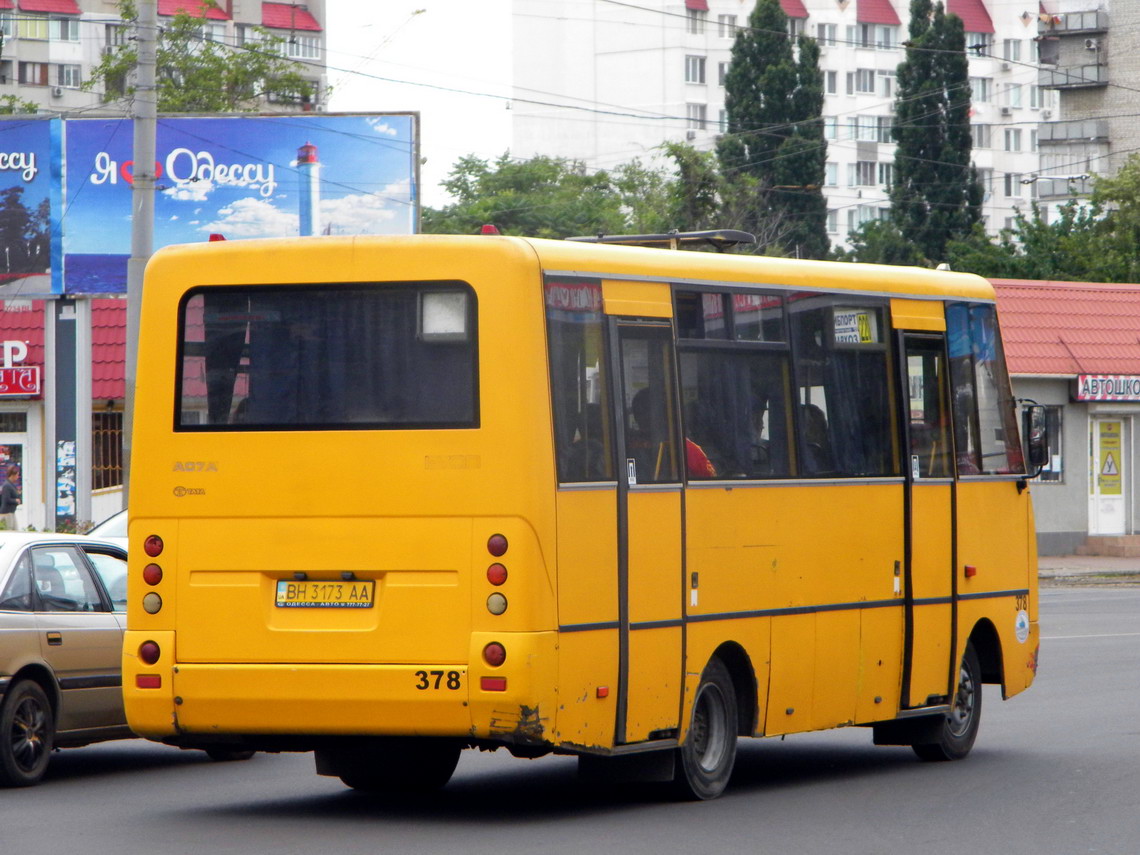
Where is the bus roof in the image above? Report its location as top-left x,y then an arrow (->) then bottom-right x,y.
147,234 -> 996,303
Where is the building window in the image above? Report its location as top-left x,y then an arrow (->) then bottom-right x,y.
879,70 -> 894,97
281,33 -> 320,59
718,14 -> 736,38
105,22 -> 128,47
849,161 -> 876,186
817,23 -> 837,46
877,26 -> 896,49
824,116 -> 838,140
687,103 -> 707,130
1003,173 -> 1023,196
849,115 -> 877,142
0,12 -> 12,38
850,68 -> 876,94
57,64 -> 81,88
827,209 -> 838,234
877,116 -> 893,143
1004,128 -> 1022,152
19,15 -> 48,40
966,32 -> 988,54
50,17 -> 79,41
1007,83 -> 1022,108
972,123 -> 992,149
1030,85 -> 1043,109
826,70 -> 837,94
685,55 -> 706,84
687,9 -> 706,35
1003,39 -> 1022,62
18,62 -> 48,85
718,109 -> 727,132
976,168 -> 993,199
824,162 -> 838,186
878,162 -> 894,188
1036,405 -> 1063,482
970,77 -> 991,103
93,411 -> 123,491
787,18 -> 803,38
718,61 -> 728,86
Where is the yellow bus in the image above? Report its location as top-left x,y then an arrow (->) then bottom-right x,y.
123,230 -> 1043,799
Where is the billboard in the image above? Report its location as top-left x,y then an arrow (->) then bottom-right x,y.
63,113 -> 418,294
0,118 -> 61,298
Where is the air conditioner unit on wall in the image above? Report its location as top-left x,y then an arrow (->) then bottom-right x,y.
1042,109 -> 1053,119
1085,38 -> 1099,50
1000,106 -> 1013,116
50,86 -> 63,97
686,130 -> 697,140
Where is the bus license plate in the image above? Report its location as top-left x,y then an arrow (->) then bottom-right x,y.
275,580 -> 375,608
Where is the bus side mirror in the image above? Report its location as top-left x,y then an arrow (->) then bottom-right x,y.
1022,404 -> 1049,476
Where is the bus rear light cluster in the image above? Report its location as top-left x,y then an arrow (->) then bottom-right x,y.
136,675 -> 162,689
143,563 -> 163,586
142,592 -> 163,614
480,676 -> 507,692
139,641 -> 161,665
482,642 -> 506,667
143,535 -> 164,557
486,592 -> 507,615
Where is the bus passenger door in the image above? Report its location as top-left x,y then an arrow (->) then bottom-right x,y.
611,319 -> 684,744
901,334 -> 955,709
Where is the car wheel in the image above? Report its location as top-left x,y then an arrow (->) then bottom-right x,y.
672,656 -> 738,800
913,641 -> 982,762
0,680 -> 55,787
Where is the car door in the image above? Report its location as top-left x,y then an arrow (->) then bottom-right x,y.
31,544 -> 125,732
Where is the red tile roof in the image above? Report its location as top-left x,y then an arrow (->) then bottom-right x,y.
158,0 -> 231,21
685,0 -> 708,10
947,0 -> 995,34
993,279 -> 1140,376
18,0 -> 80,12
262,2 -> 321,32
92,299 -> 126,403
0,301 -> 45,373
857,0 -> 901,26
780,0 -> 809,19
0,1 -> 15,10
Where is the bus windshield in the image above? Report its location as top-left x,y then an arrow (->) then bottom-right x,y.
176,284 -> 478,430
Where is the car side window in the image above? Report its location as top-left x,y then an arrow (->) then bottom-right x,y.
31,546 -> 107,612
85,550 -> 127,612
0,553 -> 33,611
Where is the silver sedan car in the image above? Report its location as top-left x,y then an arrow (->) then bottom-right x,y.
0,532 -> 129,787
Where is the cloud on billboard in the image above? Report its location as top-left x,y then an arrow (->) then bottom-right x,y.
202,197 -> 297,238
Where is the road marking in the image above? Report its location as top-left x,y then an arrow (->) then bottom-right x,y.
1043,632 -> 1140,640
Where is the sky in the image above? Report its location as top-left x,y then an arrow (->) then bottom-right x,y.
324,2 -> 513,209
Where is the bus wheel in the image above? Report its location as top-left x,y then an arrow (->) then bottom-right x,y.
914,641 -> 982,762
320,738 -> 461,794
0,680 -> 55,787
672,657 -> 738,800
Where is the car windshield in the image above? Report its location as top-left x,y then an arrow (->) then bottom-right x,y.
90,510 -> 127,538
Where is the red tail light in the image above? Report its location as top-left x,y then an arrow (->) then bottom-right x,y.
487,563 -> 507,585
480,676 -> 507,691
487,534 -> 508,556
143,564 -> 163,585
136,675 -> 161,689
144,535 -> 164,557
483,642 -> 506,667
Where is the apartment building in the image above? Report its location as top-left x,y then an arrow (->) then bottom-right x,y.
0,0 -> 326,113
1035,2 -> 1130,202
512,0 -> 1056,249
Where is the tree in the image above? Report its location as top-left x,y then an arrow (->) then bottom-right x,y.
422,154 -> 635,238
0,97 -> 40,116
86,0 -> 316,112
832,219 -> 926,266
890,0 -> 981,263
0,187 -> 50,274
717,0 -> 829,258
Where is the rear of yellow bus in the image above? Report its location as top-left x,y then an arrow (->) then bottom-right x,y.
122,235 -> 561,790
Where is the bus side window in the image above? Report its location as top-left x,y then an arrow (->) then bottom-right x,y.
789,299 -> 897,478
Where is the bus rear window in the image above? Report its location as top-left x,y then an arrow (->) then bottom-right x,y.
176,284 -> 478,430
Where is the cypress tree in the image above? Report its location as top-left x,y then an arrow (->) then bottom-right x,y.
890,0 -> 982,263
718,0 -> 828,258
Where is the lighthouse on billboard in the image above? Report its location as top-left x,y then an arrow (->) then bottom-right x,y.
297,141 -> 321,236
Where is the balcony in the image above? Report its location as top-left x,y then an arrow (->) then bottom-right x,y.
1039,64 -> 1108,89
1037,119 -> 1109,144
1039,9 -> 1108,36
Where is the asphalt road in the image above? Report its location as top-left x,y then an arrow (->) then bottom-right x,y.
2,587 -> 1137,855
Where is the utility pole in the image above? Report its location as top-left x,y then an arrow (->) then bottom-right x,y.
124,0 -> 158,500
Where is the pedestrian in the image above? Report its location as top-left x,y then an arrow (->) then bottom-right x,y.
0,465 -> 21,530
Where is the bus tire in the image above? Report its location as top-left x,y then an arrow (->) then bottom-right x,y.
324,738 -> 461,794
672,657 -> 738,800
0,680 -> 55,788
913,641 -> 982,762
